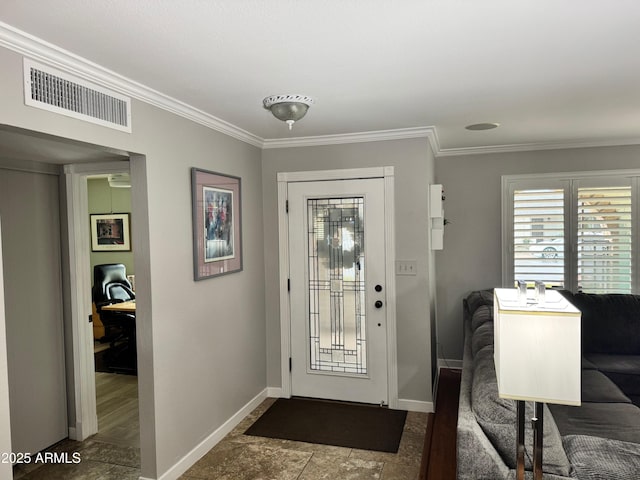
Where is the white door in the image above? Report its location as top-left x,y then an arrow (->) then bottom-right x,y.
288,178 -> 389,405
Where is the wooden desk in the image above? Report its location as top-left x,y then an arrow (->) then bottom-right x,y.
101,300 -> 136,313
98,300 -> 137,374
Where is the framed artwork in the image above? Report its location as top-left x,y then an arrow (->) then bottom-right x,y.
191,167 -> 242,280
90,213 -> 131,251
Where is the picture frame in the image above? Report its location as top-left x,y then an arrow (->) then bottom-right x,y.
191,167 -> 242,280
90,213 -> 131,251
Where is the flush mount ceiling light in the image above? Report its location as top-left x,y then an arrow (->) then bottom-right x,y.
465,122 -> 500,131
108,173 -> 131,188
263,94 -> 315,130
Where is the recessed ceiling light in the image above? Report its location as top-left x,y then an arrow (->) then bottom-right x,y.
465,123 -> 500,131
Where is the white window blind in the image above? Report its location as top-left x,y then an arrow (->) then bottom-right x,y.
513,189 -> 565,288
577,186 -> 632,293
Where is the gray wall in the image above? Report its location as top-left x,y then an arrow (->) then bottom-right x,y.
262,138 -> 437,404
435,145 -> 640,361
0,46 -> 265,478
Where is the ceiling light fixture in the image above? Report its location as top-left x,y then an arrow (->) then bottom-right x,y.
108,173 -> 131,188
465,122 -> 500,131
263,94 -> 315,130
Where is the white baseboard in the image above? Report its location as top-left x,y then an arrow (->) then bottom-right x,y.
397,399 -> 434,413
437,358 -> 463,370
266,386 -> 283,398
154,388 -> 269,480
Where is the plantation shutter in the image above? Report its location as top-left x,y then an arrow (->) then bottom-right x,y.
513,188 -> 565,288
577,185 -> 632,293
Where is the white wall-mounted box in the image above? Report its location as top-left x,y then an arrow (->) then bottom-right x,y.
429,184 -> 444,250
429,184 -> 443,218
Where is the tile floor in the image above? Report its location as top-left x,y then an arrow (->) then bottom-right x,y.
12,438 -> 140,480
13,397 -> 427,480
180,398 -> 427,480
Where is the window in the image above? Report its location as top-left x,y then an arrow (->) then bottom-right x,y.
503,171 -> 640,294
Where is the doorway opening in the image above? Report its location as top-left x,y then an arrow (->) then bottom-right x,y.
87,174 -> 139,448
0,125 -> 145,466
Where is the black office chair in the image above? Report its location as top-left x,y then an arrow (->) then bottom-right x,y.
93,264 -> 137,374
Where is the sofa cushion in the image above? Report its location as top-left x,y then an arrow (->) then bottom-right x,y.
602,373 -> 640,397
581,369 -> 631,404
585,354 -> 640,395
559,291 -> 640,355
549,402 -> 640,443
563,435 -> 640,480
470,305 -> 493,332
471,321 -> 494,357
585,354 -> 640,375
471,348 -> 572,476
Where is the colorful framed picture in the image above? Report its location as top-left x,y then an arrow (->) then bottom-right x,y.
191,168 -> 242,280
90,213 -> 131,251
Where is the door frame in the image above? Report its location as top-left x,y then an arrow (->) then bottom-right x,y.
64,160 -> 130,440
277,167 -> 398,408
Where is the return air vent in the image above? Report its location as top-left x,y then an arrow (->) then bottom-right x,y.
23,59 -> 131,133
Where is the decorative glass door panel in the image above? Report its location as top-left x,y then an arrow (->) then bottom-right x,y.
288,177 -> 388,404
308,197 -> 366,375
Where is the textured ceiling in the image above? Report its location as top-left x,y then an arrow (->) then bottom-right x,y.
1,0 -> 640,153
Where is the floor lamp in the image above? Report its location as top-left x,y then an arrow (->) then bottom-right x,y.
493,288 -> 581,480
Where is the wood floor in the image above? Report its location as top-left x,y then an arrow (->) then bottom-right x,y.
94,372 -> 140,448
13,372 -> 141,479
419,368 -> 461,480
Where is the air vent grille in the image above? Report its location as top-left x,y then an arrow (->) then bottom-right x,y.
23,59 -> 131,133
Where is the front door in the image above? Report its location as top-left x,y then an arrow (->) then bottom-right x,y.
288,177 -> 389,405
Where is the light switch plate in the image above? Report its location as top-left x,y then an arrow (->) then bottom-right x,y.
396,260 -> 417,276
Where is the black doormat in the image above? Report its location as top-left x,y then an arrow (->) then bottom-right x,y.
244,398 -> 407,453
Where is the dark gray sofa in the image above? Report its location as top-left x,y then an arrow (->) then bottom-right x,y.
558,290 -> 640,406
457,290 -> 640,479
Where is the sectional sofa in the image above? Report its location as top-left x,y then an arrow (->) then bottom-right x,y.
456,289 -> 640,479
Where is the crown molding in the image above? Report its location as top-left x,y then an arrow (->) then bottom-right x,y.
7,22 -> 634,157
262,126 -> 438,149
1,22 -> 436,152
436,137 -> 640,157
0,21 -> 263,148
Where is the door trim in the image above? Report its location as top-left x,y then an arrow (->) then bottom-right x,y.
277,167 -> 398,408
64,160 -> 130,440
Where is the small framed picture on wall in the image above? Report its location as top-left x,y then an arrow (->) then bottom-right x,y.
90,213 -> 131,251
